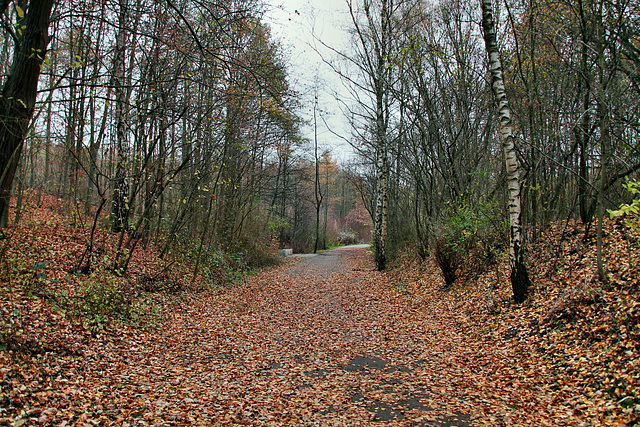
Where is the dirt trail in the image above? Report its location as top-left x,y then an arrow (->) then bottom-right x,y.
62,246 -> 482,425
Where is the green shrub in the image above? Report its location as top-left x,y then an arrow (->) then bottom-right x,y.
434,199 -> 507,285
81,276 -> 129,315
609,179 -> 640,240
75,274 -> 163,330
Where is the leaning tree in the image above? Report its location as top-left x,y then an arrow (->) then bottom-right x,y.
0,0 -> 55,227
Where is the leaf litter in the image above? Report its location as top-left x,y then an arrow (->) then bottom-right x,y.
1,200 -> 639,426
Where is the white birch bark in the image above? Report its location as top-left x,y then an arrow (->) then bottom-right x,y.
481,0 -> 530,302
373,125 -> 388,270
344,0 -> 392,270
372,0 -> 390,271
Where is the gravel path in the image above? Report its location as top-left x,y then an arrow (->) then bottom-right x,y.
285,245 -> 369,276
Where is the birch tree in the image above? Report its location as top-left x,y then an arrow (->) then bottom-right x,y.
342,0 -> 395,270
481,0 -> 531,303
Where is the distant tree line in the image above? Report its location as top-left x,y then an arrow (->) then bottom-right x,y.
0,0 -> 369,281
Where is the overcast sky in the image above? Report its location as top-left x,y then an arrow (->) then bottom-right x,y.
264,0 -> 355,161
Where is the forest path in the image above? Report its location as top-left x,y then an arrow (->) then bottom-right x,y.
79,246 -> 482,425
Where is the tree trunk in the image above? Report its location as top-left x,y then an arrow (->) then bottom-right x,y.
43,53 -> 54,193
594,8 -> 611,285
111,0 -> 130,233
373,133 -> 389,270
313,98 -> 323,253
481,0 -> 531,303
371,0 -> 391,271
0,0 -> 55,227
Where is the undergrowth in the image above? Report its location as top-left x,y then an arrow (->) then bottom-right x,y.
0,194 -> 282,353
432,199 -> 507,287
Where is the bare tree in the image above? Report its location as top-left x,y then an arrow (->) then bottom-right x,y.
313,96 -> 325,253
340,0 -> 396,270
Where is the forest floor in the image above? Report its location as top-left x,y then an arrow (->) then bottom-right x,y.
1,197 -> 639,426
